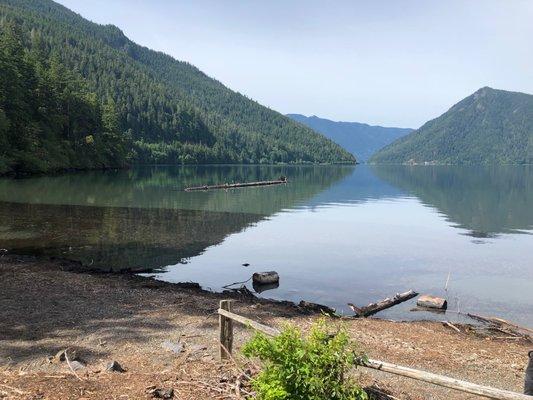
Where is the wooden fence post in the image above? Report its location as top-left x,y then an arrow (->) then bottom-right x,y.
219,300 -> 233,360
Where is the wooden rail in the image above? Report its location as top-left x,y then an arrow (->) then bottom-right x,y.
217,300 -> 531,400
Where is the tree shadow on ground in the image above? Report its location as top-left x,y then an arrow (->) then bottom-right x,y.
0,256 -> 307,367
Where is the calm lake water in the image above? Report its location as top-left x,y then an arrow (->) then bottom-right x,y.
1,165 -> 532,327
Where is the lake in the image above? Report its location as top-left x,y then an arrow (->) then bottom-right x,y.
1,165 -> 532,327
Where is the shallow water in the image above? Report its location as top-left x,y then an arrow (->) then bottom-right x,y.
0,165 -> 532,326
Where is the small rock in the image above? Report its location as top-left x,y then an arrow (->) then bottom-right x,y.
106,360 -> 125,372
151,388 -> 174,399
69,360 -> 85,371
188,344 -> 207,354
162,340 -> 183,355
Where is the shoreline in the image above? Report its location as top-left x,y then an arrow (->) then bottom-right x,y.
1,254 -> 531,399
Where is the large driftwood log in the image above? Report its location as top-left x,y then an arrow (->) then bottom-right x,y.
348,290 -> 418,317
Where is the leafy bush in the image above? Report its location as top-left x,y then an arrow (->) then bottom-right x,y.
242,320 -> 368,400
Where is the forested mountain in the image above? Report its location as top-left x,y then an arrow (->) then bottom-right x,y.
371,87 -> 533,165
288,114 -> 412,162
0,0 -> 354,174
0,21 -> 129,174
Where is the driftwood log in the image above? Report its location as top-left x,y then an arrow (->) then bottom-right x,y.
417,295 -> 447,310
348,290 -> 418,317
185,178 -> 287,191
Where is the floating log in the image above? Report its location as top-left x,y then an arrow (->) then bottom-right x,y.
348,290 -> 418,317
252,271 -> 279,285
417,295 -> 447,310
185,177 -> 287,191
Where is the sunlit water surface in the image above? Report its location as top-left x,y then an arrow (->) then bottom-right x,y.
0,165 -> 531,326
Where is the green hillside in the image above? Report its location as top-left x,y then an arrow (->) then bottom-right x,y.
0,0 -> 354,174
371,87 -> 533,165
0,21 -> 129,174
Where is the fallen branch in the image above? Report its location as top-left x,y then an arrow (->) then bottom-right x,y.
348,290 -> 418,317
222,277 -> 252,289
442,321 -> 461,333
64,349 -> 83,381
467,313 -> 532,342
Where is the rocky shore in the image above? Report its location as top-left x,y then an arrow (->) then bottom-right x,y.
0,255 -> 530,399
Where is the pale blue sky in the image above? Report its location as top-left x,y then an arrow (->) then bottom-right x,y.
57,0 -> 533,128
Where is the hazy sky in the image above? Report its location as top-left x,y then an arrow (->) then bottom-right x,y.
56,0 -> 533,128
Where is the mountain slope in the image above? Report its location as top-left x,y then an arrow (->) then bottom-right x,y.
288,114 -> 412,162
371,87 -> 533,165
0,0 -> 355,165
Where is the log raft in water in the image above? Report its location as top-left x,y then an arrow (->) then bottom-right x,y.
184,177 -> 288,192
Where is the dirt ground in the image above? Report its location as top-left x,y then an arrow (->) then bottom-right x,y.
0,255 -> 531,399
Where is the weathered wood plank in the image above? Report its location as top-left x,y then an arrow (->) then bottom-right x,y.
217,308 -> 281,337
219,300 -> 234,359
365,359 -> 531,400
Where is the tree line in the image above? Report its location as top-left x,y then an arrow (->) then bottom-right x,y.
0,0 -> 355,174
0,21 -> 128,174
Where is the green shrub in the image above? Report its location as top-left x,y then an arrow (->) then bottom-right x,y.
242,320 -> 368,400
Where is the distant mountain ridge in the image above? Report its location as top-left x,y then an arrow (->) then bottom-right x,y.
287,114 -> 412,162
371,87 -> 533,165
0,0 -> 355,170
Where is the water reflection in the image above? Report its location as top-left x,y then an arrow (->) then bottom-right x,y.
0,165 -> 354,214
372,165 -> 533,237
0,165 -> 532,326
0,166 -> 352,270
